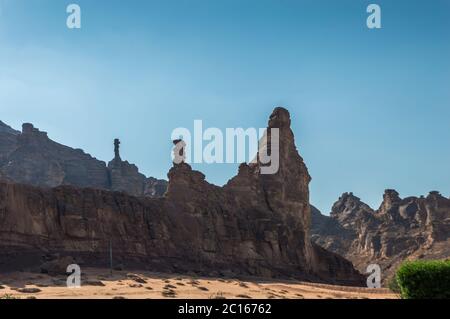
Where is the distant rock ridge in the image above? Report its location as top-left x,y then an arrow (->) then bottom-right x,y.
107,138 -> 168,197
0,121 -> 19,162
0,120 -> 20,135
0,108 -> 364,285
0,122 -> 167,197
330,192 -> 374,222
311,189 -> 450,283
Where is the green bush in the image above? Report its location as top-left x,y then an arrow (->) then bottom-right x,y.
396,259 -> 450,299
0,294 -> 19,299
388,275 -> 401,294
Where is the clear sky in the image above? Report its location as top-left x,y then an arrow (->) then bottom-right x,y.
1,0 -> 449,214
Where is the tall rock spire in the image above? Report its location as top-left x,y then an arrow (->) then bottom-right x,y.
166,107 -> 363,284
114,138 -> 121,160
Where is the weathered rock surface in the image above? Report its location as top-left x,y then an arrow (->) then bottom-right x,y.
144,177 -> 168,198
0,123 -> 110,189
0,121 -> 19,166
311,191 -> 450,283
108,155 -> 147,197
40,256 -> 76,275
0,123 -> 167,198
0,121 -> 20,135
0,108 -> 364,285
107,148 -> 168,198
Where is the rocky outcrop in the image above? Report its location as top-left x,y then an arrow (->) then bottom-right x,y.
40,256 -> 76,275
0,123 -> 167,198
0,121 -> 19,165
0,123 -> 110,189
108,156 -> 146,196
0,108 -> 364,285
107,140 -> 168,198
311,191 -> 450,283
0,121 -> 19,135
144,177 -> 168,198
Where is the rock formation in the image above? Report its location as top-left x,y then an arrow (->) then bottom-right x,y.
0,123 -> 110,189
311,191 -> 450,283
0,120 -> 20,135
0,108 -> 364,285
0,121 -> 19,165
0,123 -> 167,198
107,138 -> 168,197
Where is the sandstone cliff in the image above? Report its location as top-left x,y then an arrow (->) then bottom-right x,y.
0,121 -> 19,164
108,152 -> 167,198
0,121 -> 20,135
0,123 -> 167,198
0,108 -> 364,286
311,191 -> 450,283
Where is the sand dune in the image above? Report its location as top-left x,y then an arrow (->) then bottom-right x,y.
0,268 -> 397,299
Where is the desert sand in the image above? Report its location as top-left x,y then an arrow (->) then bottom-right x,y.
0,268 -> 398,299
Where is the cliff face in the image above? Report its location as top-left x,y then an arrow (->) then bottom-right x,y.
107,155 -> 168,198
0,123 -> 110,189
0,108 -> 364,285
0,121 -> 19,164
311,191 -> 450,282
0,121 -> 19,135
0,123 -> 167,198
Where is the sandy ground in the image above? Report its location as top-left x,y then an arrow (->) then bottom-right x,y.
0,268 -> 398,299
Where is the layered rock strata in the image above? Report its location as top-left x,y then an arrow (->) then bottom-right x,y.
0,108 -> 363,285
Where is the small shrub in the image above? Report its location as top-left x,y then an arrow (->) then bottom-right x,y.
17,288 -> 41,294
209,292 -> 226,299
164,284 -> 177,289
388,275 -> 401,294
128,283 -> 143,288
238,282 -> 249,288
396,259 -> 450,299
0,294 -> 19,299
161,289 -> 177,298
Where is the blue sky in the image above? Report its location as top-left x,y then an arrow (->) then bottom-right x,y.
1,0 -> 449,213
